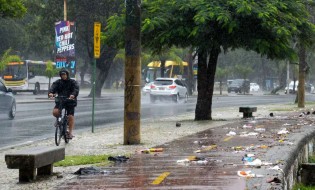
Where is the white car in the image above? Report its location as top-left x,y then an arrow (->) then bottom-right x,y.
250,83 -> 260,92
142,82 -> 153,95
150,78 -> 188,103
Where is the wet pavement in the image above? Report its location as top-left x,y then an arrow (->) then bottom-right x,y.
57,111 -> 315,190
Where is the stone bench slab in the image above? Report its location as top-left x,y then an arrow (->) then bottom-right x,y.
5,146 -> 65,182
239,107 -> 257,118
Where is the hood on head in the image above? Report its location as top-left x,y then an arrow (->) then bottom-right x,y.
59,69 -> 70,79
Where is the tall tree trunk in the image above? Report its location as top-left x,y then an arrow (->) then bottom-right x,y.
298,44 -> 306,108
195,46 -> 220,120
88,46 -> 118,97
80,59 -> 89,86
186,48 -> 194,95
160,58 -> 166,78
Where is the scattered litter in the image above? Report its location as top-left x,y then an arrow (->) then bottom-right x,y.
266,177 -> 281,183
237,171 -> 264,178
177,156 -> 208,165
240,132 -> 259,137
246,153 -> 255,157
108,155 -> 130,162
244,159 -> 262,167
226,131 -> 236,136
259,145 -> 269,149
232,146 -> 244,151
141,148 -> 164,153
277,128 -> 289,135
283,123 -> 291,126
242,124 -> 253,129
177,159 -> 190,165
268,165 -> 283,171
195,144 -> 217,153
242,156 -> 254,162
278,139 -> 294,145
74,167 -> 101,175
254,128 -> 266,132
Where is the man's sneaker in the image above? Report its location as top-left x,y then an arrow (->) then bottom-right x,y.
66,131 -> 74,139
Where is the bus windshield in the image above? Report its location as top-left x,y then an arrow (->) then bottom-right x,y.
143,60 -> 188,83
3,63 -> 27,80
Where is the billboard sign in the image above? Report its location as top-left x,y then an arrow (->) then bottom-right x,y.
55,21 -> 76,76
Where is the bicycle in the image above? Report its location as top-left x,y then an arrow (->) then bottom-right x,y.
53,95 -> 76,146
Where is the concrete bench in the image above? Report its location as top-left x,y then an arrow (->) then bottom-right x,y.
239,106 -> 257,118
5,146 -> 65,182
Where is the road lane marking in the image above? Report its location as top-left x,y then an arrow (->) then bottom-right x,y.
151,172 -> 170,185
224,136 -> 233,142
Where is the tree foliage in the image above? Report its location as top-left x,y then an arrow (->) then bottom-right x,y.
142,0 -> 315,120
0,0 -> 26,18
0,48 -> 21,72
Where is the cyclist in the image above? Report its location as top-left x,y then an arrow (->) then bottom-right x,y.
48,69 -> 79,139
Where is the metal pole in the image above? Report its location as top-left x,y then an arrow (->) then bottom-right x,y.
286,61 -> 289,95
64,0 -> 67,21
92,59 -> 96,133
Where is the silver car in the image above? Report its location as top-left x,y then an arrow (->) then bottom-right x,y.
0,79 -> 16,119
150,78 -> 188,103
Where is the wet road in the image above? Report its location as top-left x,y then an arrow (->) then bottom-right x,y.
0,93 -> 314,149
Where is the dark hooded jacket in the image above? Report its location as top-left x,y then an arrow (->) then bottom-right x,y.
49,69 -> 79,103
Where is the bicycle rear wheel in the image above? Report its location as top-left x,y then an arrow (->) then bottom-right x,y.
55,124 -> 62,146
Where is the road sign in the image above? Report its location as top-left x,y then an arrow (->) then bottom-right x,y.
94,22 -> 101,59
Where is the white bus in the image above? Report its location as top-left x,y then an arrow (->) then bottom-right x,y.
1,60 -> 61,95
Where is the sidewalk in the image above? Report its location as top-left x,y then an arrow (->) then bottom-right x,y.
1,98 -> 315,189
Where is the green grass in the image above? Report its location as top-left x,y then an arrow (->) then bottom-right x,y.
292,183 -> 315,190
309,155 -> 315,163
269,107 -> 296,112
54,154 -> 112,167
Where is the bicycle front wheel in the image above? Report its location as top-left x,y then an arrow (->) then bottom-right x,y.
63,122 -> 69,144
55,124 -> 62,146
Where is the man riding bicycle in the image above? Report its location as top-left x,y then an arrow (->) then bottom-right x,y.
48,69 -> 79,139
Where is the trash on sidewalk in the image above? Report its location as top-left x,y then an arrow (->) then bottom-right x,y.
242,124 -> 253,129
240,132 -> 259,137
226,131 -> 236,136
177,156 -> 208,165
242,153 -> 255,162
108,155 -> 130,162
140,148 -> 164,154
244,158 -> 262,167
278,139 -> 294,145
195,144 -> 217,153
277,128 -> 289,135
266,177 -> 281,183
74,166 -> 101,175
237,170 -> 264,178
254,128 -> 266,132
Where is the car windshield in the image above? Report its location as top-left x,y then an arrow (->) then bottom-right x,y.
154,80 -> 173,86
231,79 -> 243,85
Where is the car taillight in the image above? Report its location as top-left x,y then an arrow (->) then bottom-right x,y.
168,85 -> 176,89
150,84 -> 156,89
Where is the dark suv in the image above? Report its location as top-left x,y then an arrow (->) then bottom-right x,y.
227,79 -> 250,93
